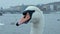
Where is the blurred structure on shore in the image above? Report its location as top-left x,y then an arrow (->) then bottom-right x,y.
0,2 -> 60,14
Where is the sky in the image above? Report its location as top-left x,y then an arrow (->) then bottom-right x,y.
0,0 -> 60,9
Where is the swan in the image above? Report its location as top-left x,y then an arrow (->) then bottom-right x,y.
16,6 -> 45,34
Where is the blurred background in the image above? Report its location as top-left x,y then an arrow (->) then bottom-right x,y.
0,0 -> 60,34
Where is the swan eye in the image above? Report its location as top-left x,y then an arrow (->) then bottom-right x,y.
23,10 -> 35,15
23,10 -> 35,19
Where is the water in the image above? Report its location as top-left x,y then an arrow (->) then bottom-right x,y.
0,14 -> 60,34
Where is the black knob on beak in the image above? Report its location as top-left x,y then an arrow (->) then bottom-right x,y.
16,22 -> 19,26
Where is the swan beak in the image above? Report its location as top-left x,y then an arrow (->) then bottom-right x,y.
16,13 -> 30,26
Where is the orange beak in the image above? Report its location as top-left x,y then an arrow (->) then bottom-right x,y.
18,13 -> 30,25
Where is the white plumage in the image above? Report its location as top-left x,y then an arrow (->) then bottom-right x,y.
25,6 -> 45,34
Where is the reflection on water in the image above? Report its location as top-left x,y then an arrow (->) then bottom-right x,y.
0,23 -> 4,25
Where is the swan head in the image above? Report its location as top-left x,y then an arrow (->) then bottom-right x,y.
16,6 -> 41,26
